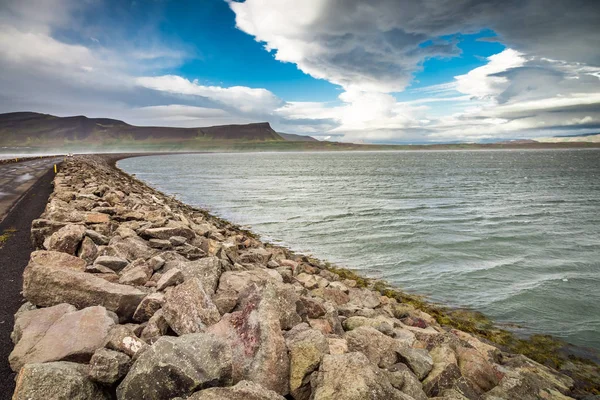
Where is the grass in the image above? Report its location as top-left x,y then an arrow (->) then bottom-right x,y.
0,227 -> 17,247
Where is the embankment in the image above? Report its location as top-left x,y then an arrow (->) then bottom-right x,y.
7,155 -> 599,399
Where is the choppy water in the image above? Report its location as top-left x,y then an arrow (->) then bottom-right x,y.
119,150 -> 600,351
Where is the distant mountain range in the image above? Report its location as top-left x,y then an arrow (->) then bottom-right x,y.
1,112 -> 599,152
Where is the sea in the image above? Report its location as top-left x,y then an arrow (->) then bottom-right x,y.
119,149 -> 600,351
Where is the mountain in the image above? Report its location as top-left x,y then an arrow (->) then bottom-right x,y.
0,112 -> 283,147
277,132 -> 318,142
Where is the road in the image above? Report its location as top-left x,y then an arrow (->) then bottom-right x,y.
0,158 -> 62,222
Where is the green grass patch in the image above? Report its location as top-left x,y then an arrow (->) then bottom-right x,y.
0,227 -> 17,247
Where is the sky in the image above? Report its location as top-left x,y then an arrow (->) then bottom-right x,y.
0,0 -> 599,144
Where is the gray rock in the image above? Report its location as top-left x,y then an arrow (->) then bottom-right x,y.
95,256 -> 129,272
348,287 -> 381,309
345,326 -> 400,369
105,325 -> 149,358
88,348 -> 131,384
141,225 -> 195,241
286,328 -> 330,400
207,284 -> 289,395
149,238 -> 172,249
310,352 -> 409,400
179,256 -> 223,295
119,264 -> 152,286
9,306 -> 115,372
163,277 -> 221,335
212,290 -> 239,315
387,363 -> 428,400
86,229 -> 110,245
11,302 -> 74,346
140,309 -> 169,344
77,236 -> 98,264
45,224 -> 86,255
116,333 -> 232,400
188,380 -> 286,400
111,236 -> 155,261
133,292 -> 165,322
13,362 -> 109,400
147,255 -> 165,271
397,347 -> 434,381
169,235 -> 188,246
156,268 -> 184,291
23,254 -> 146,321
422,346 -> 462,397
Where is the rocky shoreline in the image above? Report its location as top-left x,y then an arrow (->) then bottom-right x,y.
8,155 -> 598,399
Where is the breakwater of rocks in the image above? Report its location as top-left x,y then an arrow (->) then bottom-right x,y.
8,155 -> 596,399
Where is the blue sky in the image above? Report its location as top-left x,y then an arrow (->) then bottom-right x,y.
1,0 -> 599,143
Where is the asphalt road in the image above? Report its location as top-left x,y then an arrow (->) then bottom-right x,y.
0,158 -> 62,223
0,163 -> 57,397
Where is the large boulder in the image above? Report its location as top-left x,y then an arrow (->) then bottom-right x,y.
456,347 -> 500,393
88,348 -> 131,384
110,236 -> 155,261
116,333 -> 232,400
141,225 -> 195,241
387,363 -> 428,400
310,352 -> 409,400
207,284 -> 289,395
23,251 -> 146,321
396,347 -> 434,381
9,306 -> 116,371
162,278 -> 221,335
236,283 -> 301,330
188,381 -> 286,400
286,328 -> 330,400
345,326 -> 400,368
178,256 -> 223,295
422,345 -> 462,397
13,362 -> 109,400
45,224 -> 86,255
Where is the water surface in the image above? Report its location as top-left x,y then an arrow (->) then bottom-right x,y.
119,150 -> 600,350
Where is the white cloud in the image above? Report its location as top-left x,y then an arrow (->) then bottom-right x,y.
135,75 -> 283,114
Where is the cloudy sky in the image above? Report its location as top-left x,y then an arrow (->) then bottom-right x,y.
1,0 -> 599,143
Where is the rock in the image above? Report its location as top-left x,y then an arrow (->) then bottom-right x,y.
451,330 -> 500,363
11,303 -> 76,347
218,269 -> 282,294
9,306 -> 116,372
310,287 -> 350,306
286,328 -> 330,400
345,326 -> 400,368
343,316 -> 394,336
236,283 -> 301,330
348,287 -> 381,309
77,236 -> 98,264
95,255 -> 129,272
308,318 -> 334,335
179,256 -> 223,295
140,310 -> 169,344
141,225 -> 196,241
212,290 -> 239,315
238,247 -> 272,264
397,347 -> 434,381
147,255 -> 165,271
13,362 -> 109,400
156,267 -> 184,290
296,273 -> 328,290
111,236 -> 154,261
310,352 -> 408,400
119,264 -> 152,286
207,285 -> 289,395
86,213 -> 110,224
483,354 -> 573,400
86,264 -> 117,274
86,229 -> 110,245
23,257 -> 146,321
422,346 -> 462,397
456,347 -> 500,393
31,219 -> 68,249
297,296 -> 327,319
328,281 -> 349,293
149,238 -> 172,249
188,380 -> 286,400
105,325 -> 149,358
267,260 -> 280,269
116,333 -> 232,400
30,250 -> 86,271
162,278 -> 221,335
133,293 -> 165,322
45,224 -> 86,255
88,348 -> 131,384
170,235 -> 188,246
387,363 -> 428,400
327,338 -> 348,355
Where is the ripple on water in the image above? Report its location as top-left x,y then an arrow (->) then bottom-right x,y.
119,150 -> 600,351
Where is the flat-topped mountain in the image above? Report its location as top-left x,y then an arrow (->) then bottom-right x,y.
0,112 -> 285,146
